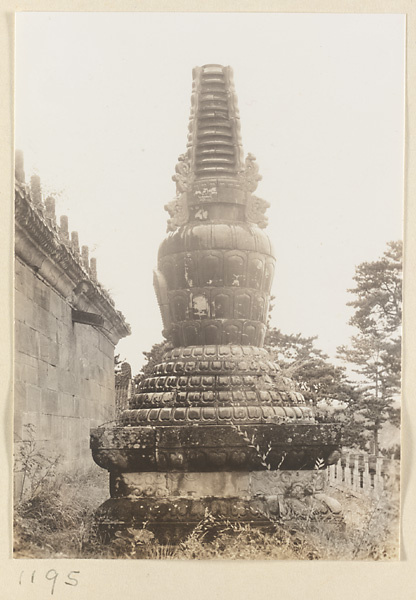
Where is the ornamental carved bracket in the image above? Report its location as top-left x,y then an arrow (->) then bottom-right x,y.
238,153 -> 262,193
164,194 -> 189,232
246,194 -> 271,229
172,153 -> 192,194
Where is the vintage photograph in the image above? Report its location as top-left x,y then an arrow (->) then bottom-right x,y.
13,12 -> 404,560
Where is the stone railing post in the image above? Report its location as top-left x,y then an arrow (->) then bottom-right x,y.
363,455 -> 371,494
352,454 -> 360,492
328,462 -> 336,486
375,456 -> 383,497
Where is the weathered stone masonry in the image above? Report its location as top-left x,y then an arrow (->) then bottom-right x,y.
14,152 -> 130,481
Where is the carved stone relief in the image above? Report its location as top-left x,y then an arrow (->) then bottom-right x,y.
164,195 -> 189,232
246,195 -> 271,229
172,153 -> 192,194
238,153 -> 262,192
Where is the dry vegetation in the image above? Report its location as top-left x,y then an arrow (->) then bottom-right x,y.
13,447 -> 399,561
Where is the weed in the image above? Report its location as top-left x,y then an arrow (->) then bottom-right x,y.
14,423 -> 60,504
13,426 -> 399,561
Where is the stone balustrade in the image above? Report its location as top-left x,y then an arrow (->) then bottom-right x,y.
327,453 -> 400,498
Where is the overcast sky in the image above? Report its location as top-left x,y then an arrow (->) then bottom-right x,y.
15,12 -> 405,374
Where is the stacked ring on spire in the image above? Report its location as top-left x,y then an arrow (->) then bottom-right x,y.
188,65 -> 243,177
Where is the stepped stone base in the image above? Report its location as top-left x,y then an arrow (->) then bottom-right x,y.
95,470 -> 343,543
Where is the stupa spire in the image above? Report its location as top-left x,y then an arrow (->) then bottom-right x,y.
188,64 -> 244,178
166,65 -> 269,232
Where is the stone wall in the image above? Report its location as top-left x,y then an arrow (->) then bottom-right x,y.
15,257 -> 117,468
14,153 -> 130,484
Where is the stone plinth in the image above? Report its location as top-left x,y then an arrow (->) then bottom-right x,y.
91,421 -> 341,474
93,470 -> 342,543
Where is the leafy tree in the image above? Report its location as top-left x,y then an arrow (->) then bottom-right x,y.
337,241 -> 402,455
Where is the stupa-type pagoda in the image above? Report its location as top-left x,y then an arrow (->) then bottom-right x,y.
91,65 -> 342,542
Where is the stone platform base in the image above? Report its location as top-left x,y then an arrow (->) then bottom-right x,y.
96,470 -> 343,543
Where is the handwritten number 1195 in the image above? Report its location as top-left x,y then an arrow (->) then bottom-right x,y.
19,570 -> 80,595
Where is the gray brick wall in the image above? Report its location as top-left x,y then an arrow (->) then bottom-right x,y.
14,256 -> 116,473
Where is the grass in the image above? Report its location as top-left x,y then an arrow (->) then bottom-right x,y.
14,465 -> 113,559
13,467 -> 400,561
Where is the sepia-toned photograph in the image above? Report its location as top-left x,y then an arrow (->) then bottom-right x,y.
13,11 -> 404,561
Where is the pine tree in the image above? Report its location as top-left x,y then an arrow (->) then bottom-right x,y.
337,241 -> 402,455
134,340 -> 171,385
264,328 -> 357,410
